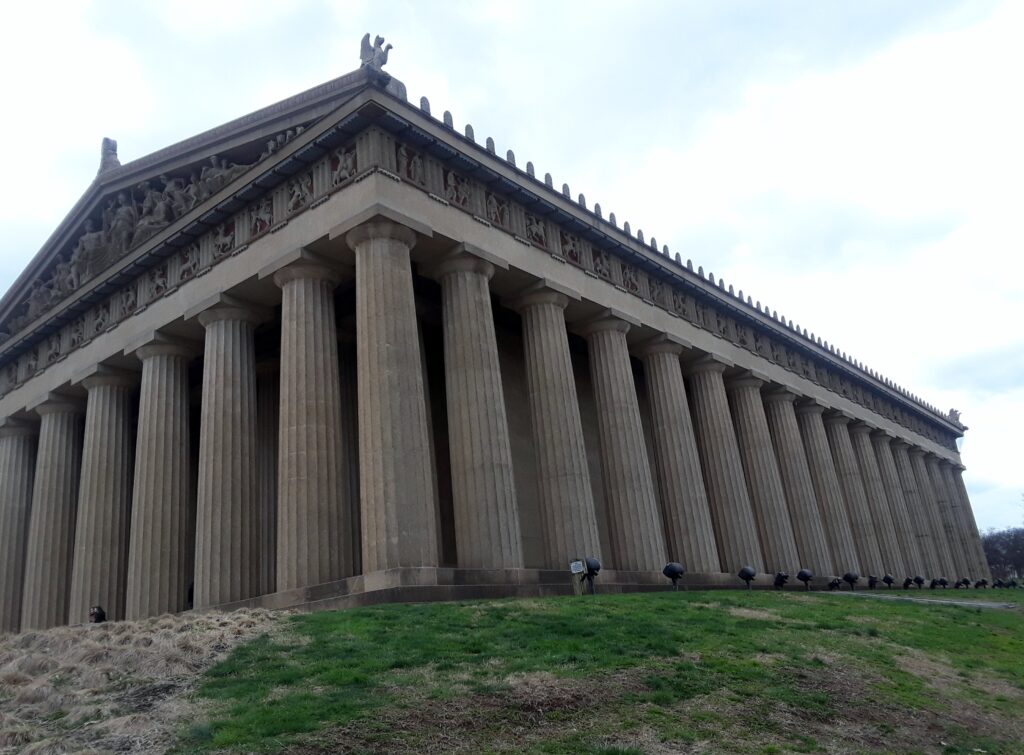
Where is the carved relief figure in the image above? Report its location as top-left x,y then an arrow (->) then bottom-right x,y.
146,265 -> 168,300
332,148 -> 357,185
485,193 -> 509,227
93,301 -> 110,333
560,231 -> 581,264
250,197 -> 273,237
444,170 -> 469,206
46,334 -> 61,364
108,193 -> 138,254
525,214 -> 546,247
69,319 -> 84,349
287,173 -> 314,214
397,144 -> 424,184
120,286 -> 137,318
593,250 -> 613,281
213,221 -> 236,258
179,245 -> 200,281
622,265 -> 640,293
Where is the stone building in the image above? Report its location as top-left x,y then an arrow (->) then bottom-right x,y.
0,48 -> 990,632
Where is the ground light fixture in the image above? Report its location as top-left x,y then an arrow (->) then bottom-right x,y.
738,566 -> 757,589
662,562 -> 686,590
882,574 -> 895,589
773,572 -> 789,590
796,569 -> 813,590
842,572 -> 860,590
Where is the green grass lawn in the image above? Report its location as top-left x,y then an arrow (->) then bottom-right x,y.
177,589 -> 1024,754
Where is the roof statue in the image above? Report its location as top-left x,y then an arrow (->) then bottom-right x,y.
360,33 -> 393,72
948,408 -> 961,423
97,137 -> 120,175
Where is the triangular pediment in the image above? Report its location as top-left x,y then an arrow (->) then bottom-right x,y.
0,65 -> 394,346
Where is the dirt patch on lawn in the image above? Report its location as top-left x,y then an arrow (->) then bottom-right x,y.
726,607 -> 780,622
0,608 -> 279,754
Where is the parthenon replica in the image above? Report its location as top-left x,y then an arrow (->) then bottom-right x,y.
0,40 -> 990,632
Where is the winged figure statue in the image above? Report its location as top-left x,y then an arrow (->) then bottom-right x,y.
360,33 -> 393,71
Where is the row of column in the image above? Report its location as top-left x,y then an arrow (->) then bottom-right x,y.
0,220 -> 990,632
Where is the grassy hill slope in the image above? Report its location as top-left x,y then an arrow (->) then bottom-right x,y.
179,589 -> 1024,754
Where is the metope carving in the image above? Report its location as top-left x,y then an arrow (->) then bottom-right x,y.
396,144 -> 424,185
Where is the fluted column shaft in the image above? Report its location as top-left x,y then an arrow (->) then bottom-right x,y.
193,305 -> 263,608
582,317 -> 666,572
795,403 -> 860,574
763,391 -> 833,576
947,466 -> 991,580
21,400 -> 84,629
435,255 -> 522,568
849,424 -> 906,577
871,433 -> 924,576
891,441 -> 941,577
69,371 -> 136,623
125,341 -> 195,619
274,262 -> 354,588
726,377 -> 799,572
348,222 -> 437,572
926,455 -> 971,579
514,289 -> 601,568
685,359 -> 764,572
639,341 -> 720,573
255,362 -> 279,594
823,416 -> 884,575
908,448 -> 956,577
0,421 -> 37,632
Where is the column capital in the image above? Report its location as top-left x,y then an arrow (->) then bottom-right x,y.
77,365 -> 139,391
682,353 -> 732,377
794,398 -> 826,416
0,417 -> 38,438
345,219 -> 418,249
634,333 -> 686,359
428,250 -> 496,282
30,394 -> 85,417
762,387 -> 798,405
194,296 -> 273,328
577,310 -> 634,338
130,333 -> 200,362
848,420 -> 876,436
822,410 -> 853,427
907,445 -> 926,458
504,282 -> 575,313
724,370 -> 767,392
869,428 -> 896,444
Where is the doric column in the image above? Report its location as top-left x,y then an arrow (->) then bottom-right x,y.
511,287 -> 601,568
795,402 -> 859,574
871,432 -> 924,577
255,361 -> 279,595
762,390 -> 833,577
347,221 -> 437,572
891,441 -> 941,577
580,314 -> 666,572
337,338 -> 361,574
908,447 -> 956,577
125,337 -> 196,619
273,258 -> 355,587
947,465 -> 992,580
637,338 -> 720,573
848,423 -> 906,577
193,301 -> 265,608
68,368 -> 137,624
684,357 -> 764,573
725,374 -> 799,572
926,454 -> 971,579
823,414 -> 884,575
21,398 -> 84,629
0,419 -> 37,633
433,251 -> 522,569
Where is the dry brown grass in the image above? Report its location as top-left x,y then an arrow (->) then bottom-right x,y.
0,608 -> 279,754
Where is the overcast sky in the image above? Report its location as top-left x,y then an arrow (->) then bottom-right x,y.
0,1 -> 1020,530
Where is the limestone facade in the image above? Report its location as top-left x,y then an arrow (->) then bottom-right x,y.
0,64 -> 989,630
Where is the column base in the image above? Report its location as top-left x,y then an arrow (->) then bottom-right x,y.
204,567 -> 849,615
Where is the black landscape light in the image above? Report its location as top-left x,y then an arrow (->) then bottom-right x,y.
882,574 -> 895,589
868,575 -> 879,590
828,578 -> 842,591
663,562 -> 686,591
974,579 -> 988,589
773,572 -> 789,590
842,572 -> 860,590
738,566 -> 757,589
902,577 -> 914,590
88,606 -> 106,623
797,569 -> 813,590
582,557 -> 601,594
913,575 -> 925,589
